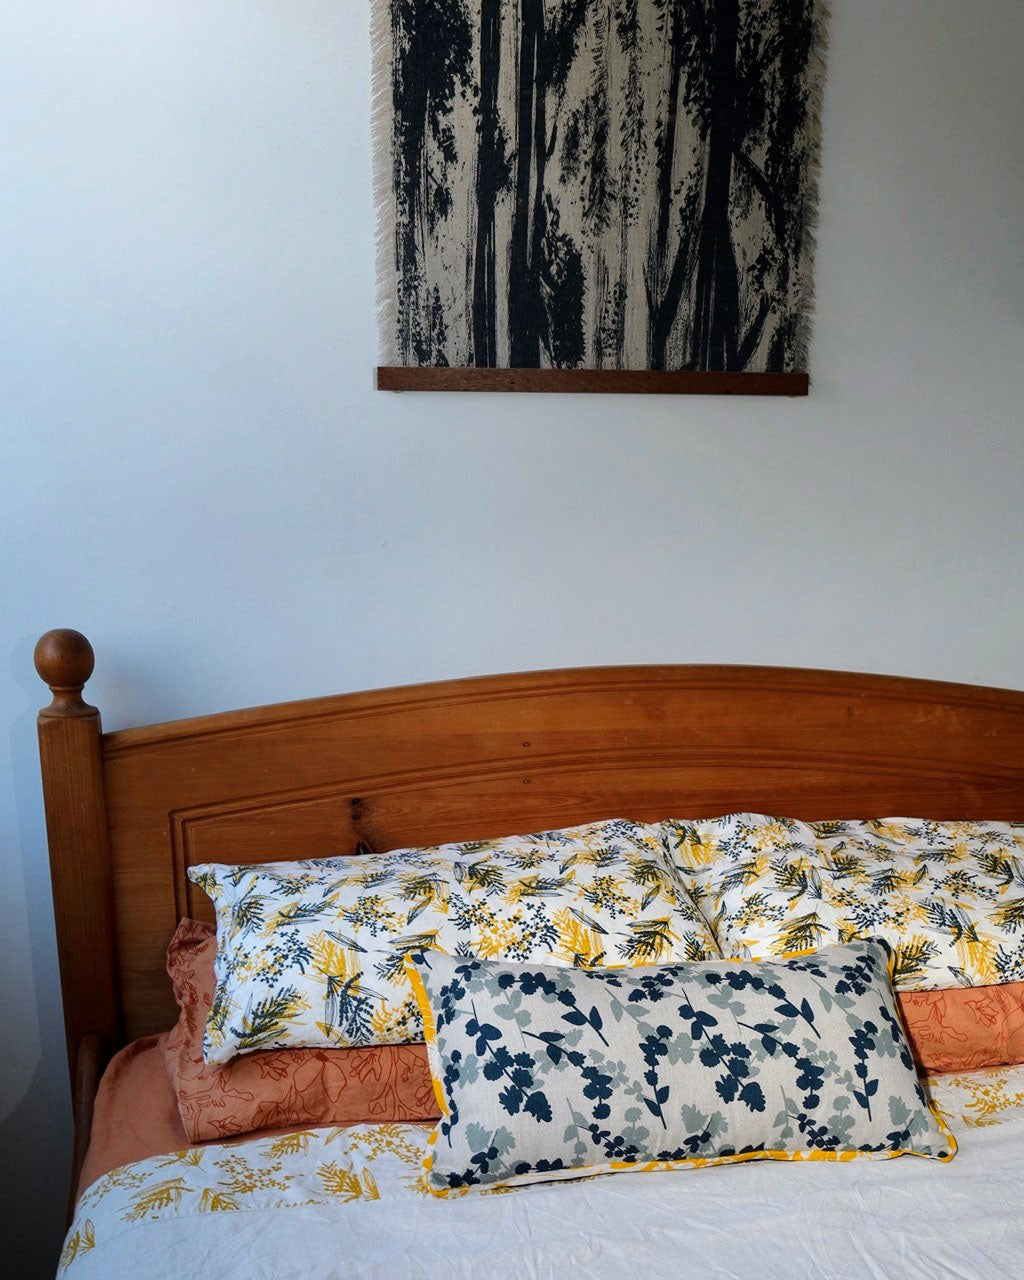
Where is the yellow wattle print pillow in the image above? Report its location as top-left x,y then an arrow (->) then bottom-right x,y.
660,814 -> 1024,990
189,819 -> 721,1065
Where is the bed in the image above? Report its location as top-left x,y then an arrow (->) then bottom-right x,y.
34,628 -> 1024,1277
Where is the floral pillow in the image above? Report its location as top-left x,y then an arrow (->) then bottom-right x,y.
164,919 -> 438,1141
660,814 -> 1024,989
407,940 -> 954,1193
190,819 -> 720,1064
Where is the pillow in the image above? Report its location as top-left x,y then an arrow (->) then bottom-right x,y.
189,819 -> 720,1063
899,982 -> 1024,1073
164,919 -> 438,1141
407,940 -> 954,1193
660,814 -> 1024,989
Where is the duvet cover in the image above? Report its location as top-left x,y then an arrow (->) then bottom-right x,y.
61,1065 -> 1024,1279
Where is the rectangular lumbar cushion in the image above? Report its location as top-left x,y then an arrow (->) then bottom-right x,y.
408,939 -> 954,1192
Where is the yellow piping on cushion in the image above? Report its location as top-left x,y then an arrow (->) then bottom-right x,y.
421,1134 -> 957,1199
880,942 -> 959,1159
404,957 -> 450,1120
415,939 -> 957,1197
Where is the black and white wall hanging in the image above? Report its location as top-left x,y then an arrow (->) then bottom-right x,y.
374,0 -> 828,394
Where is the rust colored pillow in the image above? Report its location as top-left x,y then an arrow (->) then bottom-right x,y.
164,919 -> 439,1142
898,983 -> 1024,1074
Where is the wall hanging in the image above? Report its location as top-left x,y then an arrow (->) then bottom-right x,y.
374,0 -> 828,394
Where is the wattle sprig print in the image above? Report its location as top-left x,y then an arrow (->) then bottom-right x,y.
580,1066 -> 615,1120
638,1026 -> 673,1127
558,996 -> 610,1046
848,1022 -> 880,1118
772,994 -> 821,1039
467,1003 -> 553,1123
707,963 -> 823,1040
679,990 -> 766,1114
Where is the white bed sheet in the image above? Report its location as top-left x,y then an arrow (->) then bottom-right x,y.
60,1066 -> 1024,1280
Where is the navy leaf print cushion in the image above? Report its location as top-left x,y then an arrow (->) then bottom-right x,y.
408,940 -> 955,1192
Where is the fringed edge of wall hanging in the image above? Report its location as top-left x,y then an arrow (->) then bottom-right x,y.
371,0 -> 399,367
792,0 -> 831,374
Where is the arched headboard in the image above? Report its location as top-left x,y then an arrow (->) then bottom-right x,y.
35,630 -> 1024,1079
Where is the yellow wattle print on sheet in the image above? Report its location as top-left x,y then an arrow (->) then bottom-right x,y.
62,1063 -> 1024,1274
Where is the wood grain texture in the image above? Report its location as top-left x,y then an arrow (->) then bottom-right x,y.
35,632 -> 121,1087
376,367 -> 809,395
70,1033 -> 104,1223
36,643 -> 1024,1052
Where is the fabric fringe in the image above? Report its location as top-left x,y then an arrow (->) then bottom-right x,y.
792,0 -> 831,375
371,0 -> 398,366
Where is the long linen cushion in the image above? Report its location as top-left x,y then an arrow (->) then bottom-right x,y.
660,814 -> 1024,989
164,919 -> 438,1141
190,820 -> 720,1064
407,939 -> 954,1192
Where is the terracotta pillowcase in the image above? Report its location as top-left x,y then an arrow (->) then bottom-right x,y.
164,919 -> 439,1143
898,982 -> 1024,1074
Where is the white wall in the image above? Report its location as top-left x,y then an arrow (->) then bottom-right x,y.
2,2 -> 1022,1273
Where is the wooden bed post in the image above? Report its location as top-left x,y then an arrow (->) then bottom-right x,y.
35,630 -> 121,1101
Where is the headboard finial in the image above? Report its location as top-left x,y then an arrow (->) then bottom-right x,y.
35,629 -> 97,718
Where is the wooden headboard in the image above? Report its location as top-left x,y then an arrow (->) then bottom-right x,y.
35,629 -> 1024,1092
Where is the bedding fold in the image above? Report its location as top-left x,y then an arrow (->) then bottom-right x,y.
77,1035 -> 188,1197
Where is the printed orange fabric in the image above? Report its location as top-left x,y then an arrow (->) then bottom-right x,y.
164,919 -> 439,1142
898,983 -> 1024,1074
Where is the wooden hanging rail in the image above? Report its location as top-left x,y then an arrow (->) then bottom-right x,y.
376,367 -> 809,395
